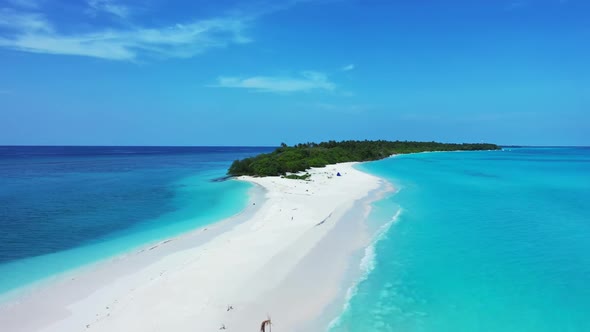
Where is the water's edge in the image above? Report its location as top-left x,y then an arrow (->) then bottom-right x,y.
0,179 -> 265,304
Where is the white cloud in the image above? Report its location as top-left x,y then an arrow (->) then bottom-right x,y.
212,71 -> 335,93
0,1 -> 322,61
0,0 -> 315,61
0,10 -> 251,60
87,0 -> 130,18
341,64 -> 355,71
0,9 -> 52,32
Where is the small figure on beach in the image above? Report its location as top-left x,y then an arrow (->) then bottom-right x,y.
227,305 -> 233,312
260,317 -> 272,332
220,324 -> 226,330
336,172 -> 341,176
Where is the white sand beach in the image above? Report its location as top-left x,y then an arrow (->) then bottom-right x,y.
0,162 -> 391,332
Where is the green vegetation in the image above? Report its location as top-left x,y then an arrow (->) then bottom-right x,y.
282,173 -> 311,180
228,140 -> 501,177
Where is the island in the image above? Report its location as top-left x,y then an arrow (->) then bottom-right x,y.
228,140 -> 501,176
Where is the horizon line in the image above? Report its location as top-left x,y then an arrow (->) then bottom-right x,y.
0,144 -> 588,148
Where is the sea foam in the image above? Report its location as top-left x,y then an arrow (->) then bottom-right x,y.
328,208 -> 402,330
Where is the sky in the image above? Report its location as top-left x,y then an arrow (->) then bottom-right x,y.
0,0 -> 588,146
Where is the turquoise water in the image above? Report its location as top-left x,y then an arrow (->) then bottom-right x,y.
0,146 -> 272,295
331,148 -> 590,332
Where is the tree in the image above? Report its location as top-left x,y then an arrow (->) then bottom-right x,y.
227,140 -> 500,177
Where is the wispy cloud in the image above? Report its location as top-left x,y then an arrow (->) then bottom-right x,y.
87,0 -> 130,18
0,9 -> 251,60
341,64 -> 355,71
211,71 -> 335,93
0,0 -> 313,61
0,9 -> 51,32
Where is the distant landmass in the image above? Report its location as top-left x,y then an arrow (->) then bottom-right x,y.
228,140 -> 501,177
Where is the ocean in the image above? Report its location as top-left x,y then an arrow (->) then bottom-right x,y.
2,146 -> 589,331
330,147 -> 590,332
0,146 -> 273,295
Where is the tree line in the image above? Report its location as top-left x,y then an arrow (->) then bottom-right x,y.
228,140 -> 500,177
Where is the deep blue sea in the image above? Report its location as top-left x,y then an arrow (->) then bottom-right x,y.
331,147 -> 590,332
0,146 -> 273,295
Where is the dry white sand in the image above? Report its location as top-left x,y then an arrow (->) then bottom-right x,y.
0,162 -> 391,332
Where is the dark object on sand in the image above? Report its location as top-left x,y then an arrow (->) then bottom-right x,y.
337,172 -> 341,176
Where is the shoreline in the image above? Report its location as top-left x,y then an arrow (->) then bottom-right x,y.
0,162 -> 393,332
0,175 -> 261,302
0,183 -> 266,305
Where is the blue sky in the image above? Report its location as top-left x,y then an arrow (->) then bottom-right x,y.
0,0 -> 588,146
